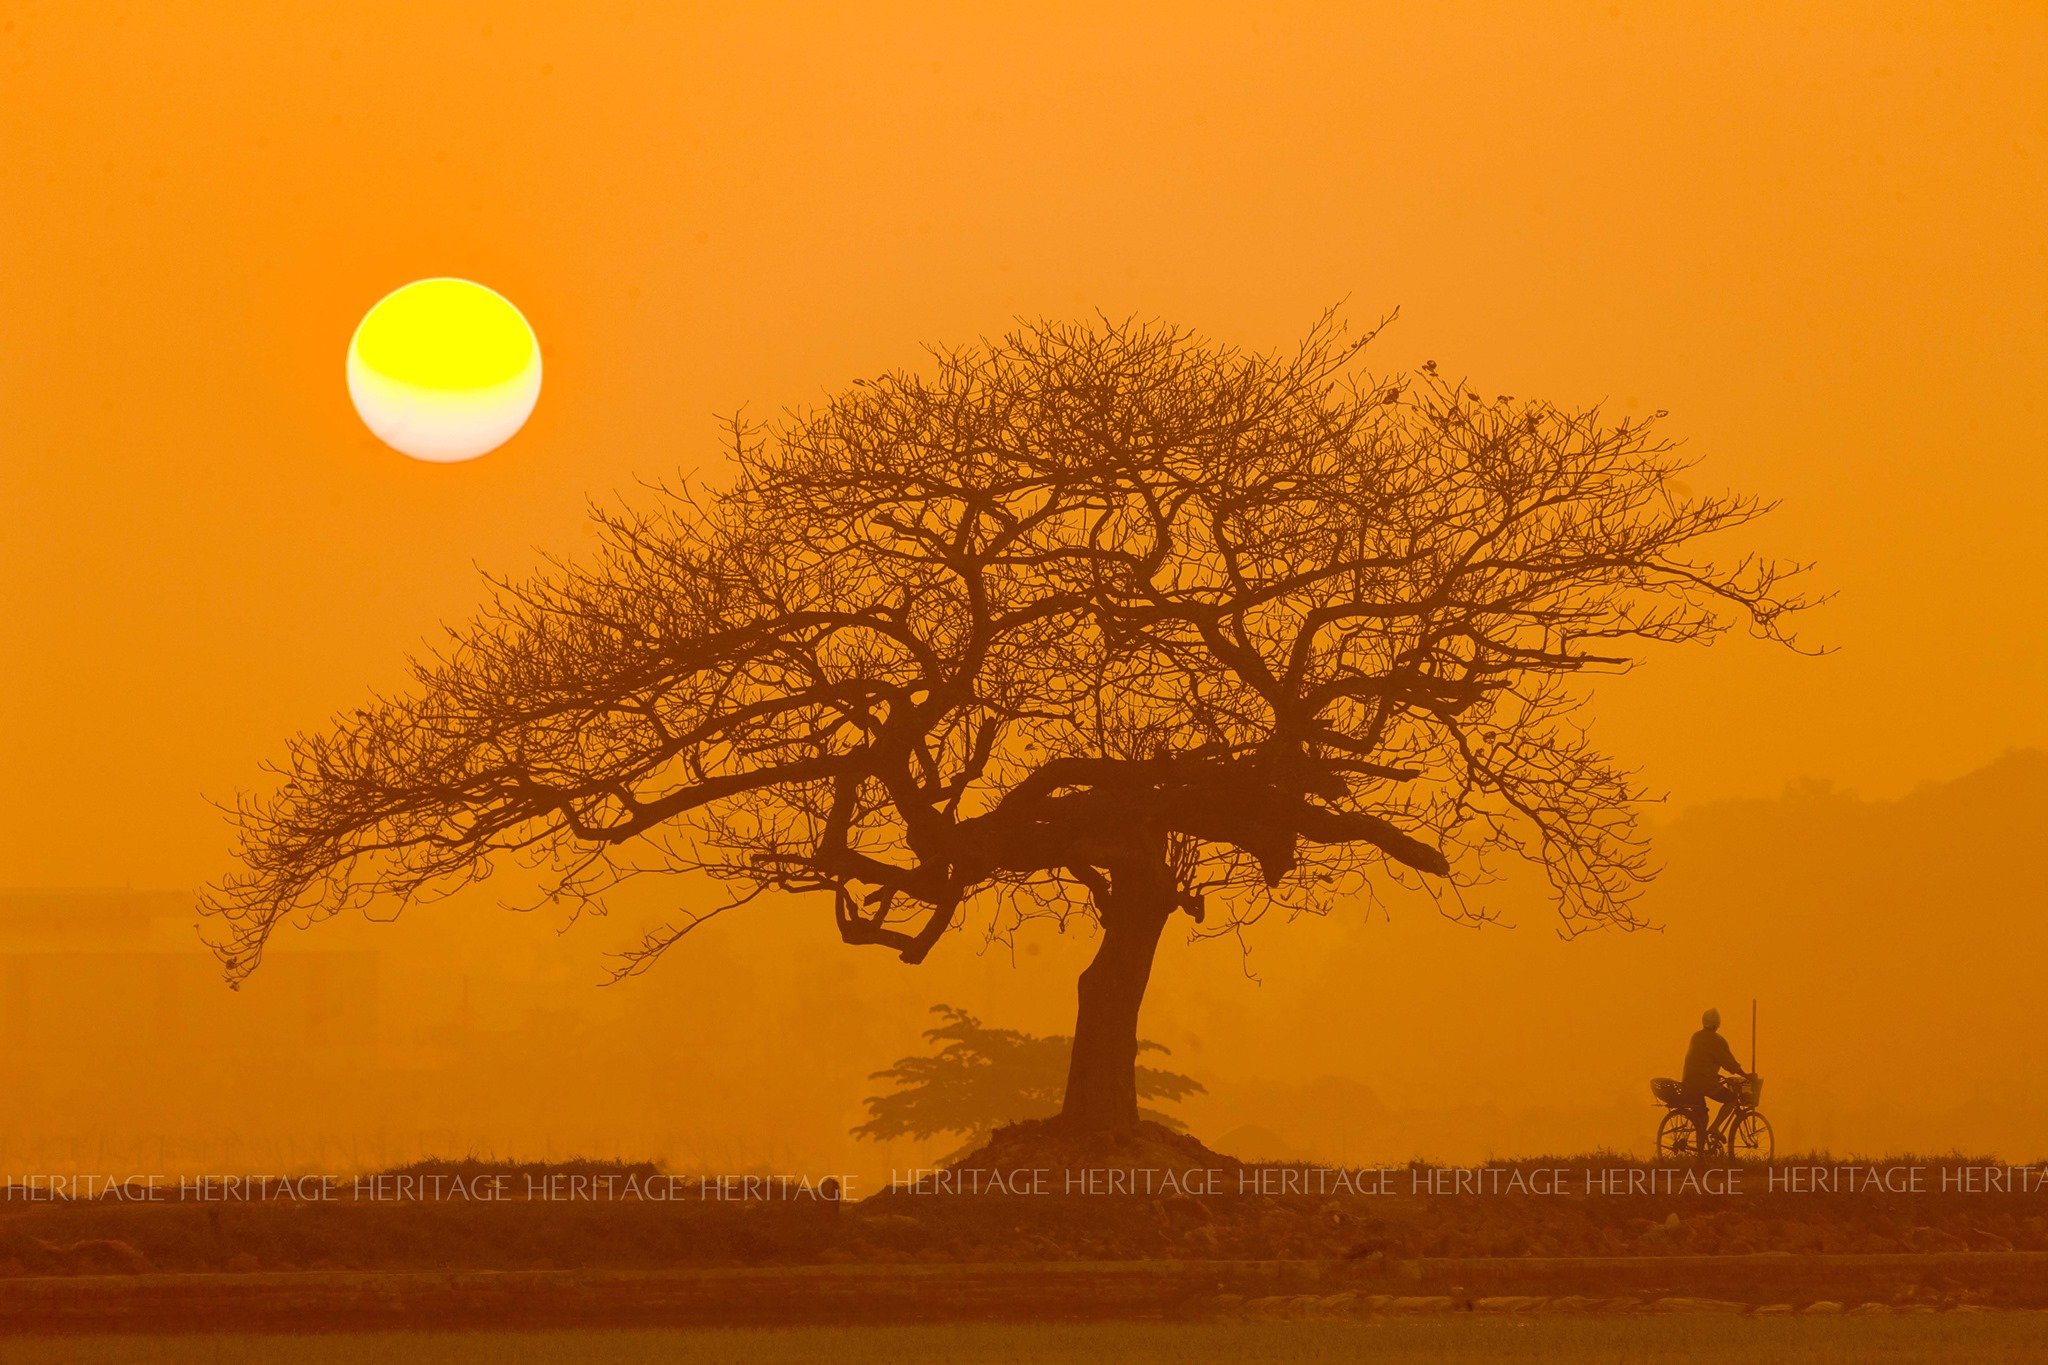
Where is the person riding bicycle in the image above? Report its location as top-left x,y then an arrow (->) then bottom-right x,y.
1680,1008 -> 1751,1146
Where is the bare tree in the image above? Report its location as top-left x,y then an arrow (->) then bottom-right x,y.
203,315 -> 1810,1132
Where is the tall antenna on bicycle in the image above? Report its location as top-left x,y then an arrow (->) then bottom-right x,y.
1751,998 -> 1758,1073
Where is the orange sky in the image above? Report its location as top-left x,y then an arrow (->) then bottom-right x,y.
2,3 -> 2045,1170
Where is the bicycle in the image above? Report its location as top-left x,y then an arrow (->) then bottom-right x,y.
1651,1073 -> 1773,1161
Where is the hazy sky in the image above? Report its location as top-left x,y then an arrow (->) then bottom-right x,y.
1,3 -> 2044,1166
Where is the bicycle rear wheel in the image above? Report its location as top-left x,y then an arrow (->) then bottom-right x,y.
1655,1109 -> 1700,1160
1730,1111 -> 1774,1162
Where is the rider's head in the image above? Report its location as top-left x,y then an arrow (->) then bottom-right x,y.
1702,1007 -> 1721,1030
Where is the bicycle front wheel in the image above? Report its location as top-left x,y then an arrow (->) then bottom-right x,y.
1730,1111 -> 1774,1162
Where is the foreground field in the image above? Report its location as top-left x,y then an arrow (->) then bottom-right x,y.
6,1319 -> 2048,1364
0,1256 -> 2040,1333
7,1150 -> 2045,1274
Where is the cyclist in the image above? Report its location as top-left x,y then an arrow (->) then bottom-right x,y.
1679,1007 -> 1751,1147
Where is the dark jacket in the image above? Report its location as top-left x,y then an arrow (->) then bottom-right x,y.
1682,1027 -> 1744,1090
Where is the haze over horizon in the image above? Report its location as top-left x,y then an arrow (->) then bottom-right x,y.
5,748 -> 2044,1178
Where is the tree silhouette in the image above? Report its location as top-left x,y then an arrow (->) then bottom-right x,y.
854,1005 -> 1203,1162
202,315 -> 1810,1131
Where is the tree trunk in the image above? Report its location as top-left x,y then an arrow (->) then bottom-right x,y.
1058,864 -> 1174,1132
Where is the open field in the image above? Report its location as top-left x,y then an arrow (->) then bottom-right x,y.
6,1157 -> 2045,1338
6,1319 -> 2048,1364
0,1256 -> 2042,1333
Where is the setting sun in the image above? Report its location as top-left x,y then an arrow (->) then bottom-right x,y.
345,277 -> 541,463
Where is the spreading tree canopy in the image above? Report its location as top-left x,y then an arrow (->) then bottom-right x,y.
203,316 -> 1810,1130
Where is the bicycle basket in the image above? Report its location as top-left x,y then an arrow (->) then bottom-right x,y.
1650,1077 -> 1685,1106
1741,1075 -> 1764,1105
